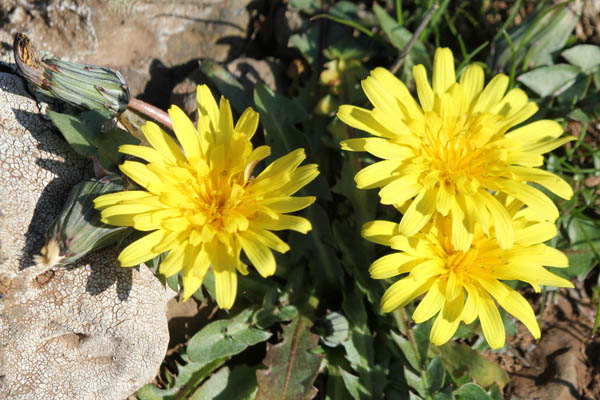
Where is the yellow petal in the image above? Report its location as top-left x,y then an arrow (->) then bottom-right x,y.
214,266 -> 237,310
168,105 -> 201,162
510,166 -> 572,200
181,246 -> 211,301
477,291 -> 506,349
355,160 -> 404,190
379,174 -> 423,204
101,203 -> 163,220
341,137 -> 414,160
505,120 -> 563,143
361,74 -> 398,114
340,138 -> 368,152
523,136 -> 576,155
153,230 -> 183,254
436,183 -> 452,216
370,107 -> 415,139
499,180 -> 558,221
514,221 -> 557,246
162,216 -> 191,232
245,146 -> 271,181
490,88 -> 529,117
141,121 -> 185,164
337,105 -> 398,138
412,280 -> 444,323
413,64 -> 434,112
260,196 -> 316,213
441,292 -> 464,324
235,107 -> 260,139
159,191 -> 197,209
430,311 -> 460,346
249,229 -> 290,253
500,102 -> 538,130
132,213 -> 160,231
445,271 -> 463,301
478,191 -> 514,249
459,64 -> 484,108
369,252 -> 419,279
118,230 -> 165,267
432,48 -> 455,95
495,263 -> 573,290
94,190 -> 152,209
473,74 -> 509,113
365,139 -> 414,160
370,67 -> 423,119
508,244 -> 569,268
255,148 -> 305,181
450,196 -> 473,252
482,280 -> 540,339
274,164 -> 319,197
197,84 -> 219,134
390,235 -> 422,254
239,231 -> 277,277
409,259 -> 445,282
463,194 -> 490,235
205,239 -> 239,309
398,188 -> 436,236
134,209 -> 182,231
103,213 -> 136,227
159,241 -> 187,277
506,150 -> 544,167
461,285 -> 478,324
218,97 -> 234,140
120,161 -> 163,192
254,214 -> 312,234
361,220 -> 400,245
119,144 -> 166,164
381,277 -> 431,313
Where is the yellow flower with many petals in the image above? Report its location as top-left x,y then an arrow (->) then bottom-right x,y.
339,48 -> 573,251
95,85 -> 319,309
363,197 -> 573,349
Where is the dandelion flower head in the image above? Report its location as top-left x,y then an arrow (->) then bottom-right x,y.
339,48 -> 573,251
363,197 -> 573,349
95,85 -> 319,309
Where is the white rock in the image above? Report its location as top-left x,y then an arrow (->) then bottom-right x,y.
0,71 -> 169,400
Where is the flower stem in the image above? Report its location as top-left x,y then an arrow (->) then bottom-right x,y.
127,97 -> 173,131
390,2 -> 439,74
395,307 -> 434,400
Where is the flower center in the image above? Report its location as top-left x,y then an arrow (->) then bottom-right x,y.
418,112 -> 506,192
438,231 -> 502,285
190,170 -> 254,234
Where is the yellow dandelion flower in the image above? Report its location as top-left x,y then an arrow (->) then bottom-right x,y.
363,197 -> 573,349
94,85 -> 319,309
339,48 -> 574,251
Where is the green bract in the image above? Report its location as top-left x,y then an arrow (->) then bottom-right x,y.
14,33 -> 130,118
34,178 -> 131,272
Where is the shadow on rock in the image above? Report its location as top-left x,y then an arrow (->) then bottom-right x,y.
137,59 -> 199,111
78,247 -> 133,301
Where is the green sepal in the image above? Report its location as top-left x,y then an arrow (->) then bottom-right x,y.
45,177 -> 132,267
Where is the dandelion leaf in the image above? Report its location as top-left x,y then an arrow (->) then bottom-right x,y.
437,342 -> 508,390
256,315 -> 323,400
187,308 -> 272,365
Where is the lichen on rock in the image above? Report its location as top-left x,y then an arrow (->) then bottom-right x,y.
0,70 -> 169,399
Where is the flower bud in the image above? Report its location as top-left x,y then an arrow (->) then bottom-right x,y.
14,33 -> 130,118
33,177 -> 132,273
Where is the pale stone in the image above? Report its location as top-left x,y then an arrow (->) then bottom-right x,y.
0,71 -> 169,399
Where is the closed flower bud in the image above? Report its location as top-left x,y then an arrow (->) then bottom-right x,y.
33,177 -> 131,274
14,33 -> 130,118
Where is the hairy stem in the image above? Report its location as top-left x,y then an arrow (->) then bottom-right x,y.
127,97 -> 173,131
